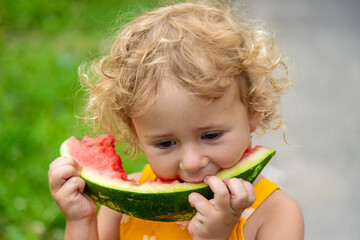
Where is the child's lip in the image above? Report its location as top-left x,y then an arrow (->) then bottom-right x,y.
158,177 -> 184,183
180,166 -> 221,183
180,175 -> 209,184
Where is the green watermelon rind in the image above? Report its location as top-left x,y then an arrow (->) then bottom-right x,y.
61,141 -> 275,222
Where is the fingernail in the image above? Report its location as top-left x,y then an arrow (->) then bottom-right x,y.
204,176 -> 209,184
188,194 -> 196,207
75,161 -> 82,169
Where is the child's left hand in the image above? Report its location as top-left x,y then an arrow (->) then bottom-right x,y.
188,176 -> 255,240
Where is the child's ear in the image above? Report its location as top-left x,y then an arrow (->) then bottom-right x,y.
249,111 -> 261,133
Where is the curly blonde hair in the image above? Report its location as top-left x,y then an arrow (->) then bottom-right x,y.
80,0 -> 290,157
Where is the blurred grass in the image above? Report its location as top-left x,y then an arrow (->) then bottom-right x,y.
0,0 -> 158,239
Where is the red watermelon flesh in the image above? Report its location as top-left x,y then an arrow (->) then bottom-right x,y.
64,135 -> 128,181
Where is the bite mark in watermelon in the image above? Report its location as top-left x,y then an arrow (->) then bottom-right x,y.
60,135 -> 275,222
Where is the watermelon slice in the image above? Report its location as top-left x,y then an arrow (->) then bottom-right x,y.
60,135 -> 275,222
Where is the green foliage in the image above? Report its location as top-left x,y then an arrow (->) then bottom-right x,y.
0,0 -> 156,239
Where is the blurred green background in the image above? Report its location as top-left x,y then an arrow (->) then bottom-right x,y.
0,0 -> 156,239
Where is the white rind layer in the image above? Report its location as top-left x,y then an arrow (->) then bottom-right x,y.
216,147 -> 274,179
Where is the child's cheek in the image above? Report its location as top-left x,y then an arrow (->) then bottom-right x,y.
150,161 -> 179,181
215,145 -> 250,169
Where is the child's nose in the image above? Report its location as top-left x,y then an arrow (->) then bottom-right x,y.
179,144 -> 208,173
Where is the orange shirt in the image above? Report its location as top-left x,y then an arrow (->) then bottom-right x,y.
120,165 -> 280,240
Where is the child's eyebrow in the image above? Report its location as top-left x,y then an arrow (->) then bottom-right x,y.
144,123 -> 225,139
196,122 -> 225,131
144,132 -> 172,139
196,125 -> 220,131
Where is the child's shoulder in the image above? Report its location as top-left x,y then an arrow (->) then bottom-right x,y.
246,186 -> 304,239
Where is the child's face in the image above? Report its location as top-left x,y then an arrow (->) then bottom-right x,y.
132,80 -> 256,183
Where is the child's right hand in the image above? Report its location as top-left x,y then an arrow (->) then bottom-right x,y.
187,176 -> 255,240
48,157 -> 97,224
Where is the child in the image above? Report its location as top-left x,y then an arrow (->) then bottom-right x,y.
48,1 -> 304,239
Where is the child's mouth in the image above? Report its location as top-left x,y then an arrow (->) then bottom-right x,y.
158,177 -> 184,184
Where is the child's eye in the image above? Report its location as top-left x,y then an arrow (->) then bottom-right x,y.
155,140 -> 176,149
201,132 -> 223,141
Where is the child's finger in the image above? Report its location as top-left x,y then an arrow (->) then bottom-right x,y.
225,178 -> 255,212
204,176 -> 230,211
49,156 -> 80,170
188,192 -> 213,217
49,162 -> 81,193
57,176 -> 86,198
242,180 -> 256,207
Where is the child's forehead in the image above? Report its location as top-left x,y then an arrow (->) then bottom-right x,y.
158,73 -> 228,97
156,76 -> 242,103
